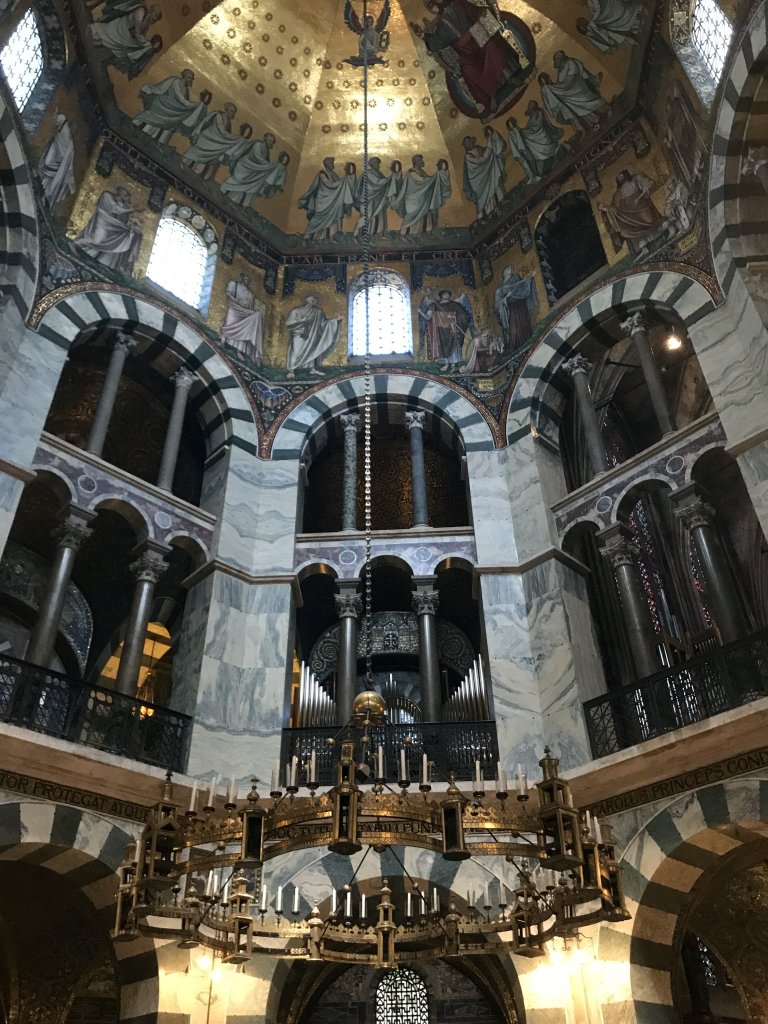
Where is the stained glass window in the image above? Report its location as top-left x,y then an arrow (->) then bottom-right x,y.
691,0 -> 733,83
0,9 -> 44,112
147,217 -> 210,311
350,270 -> 412,358
376,969 -> 428,1024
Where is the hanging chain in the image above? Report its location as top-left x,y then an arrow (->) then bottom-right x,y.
362,0 -> 373,685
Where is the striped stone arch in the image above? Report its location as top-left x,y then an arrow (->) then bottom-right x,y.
598,775 -> 768,1022
504,269 -> 718,448
0,90 -> 39,316
707,0 -> 768,295
270,373 -> 496,463
34,286 -> 259,457
0,798 -> 159,1024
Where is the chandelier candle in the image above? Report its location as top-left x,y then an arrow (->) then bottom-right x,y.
188,779 -> 197,813
293,886 -> 300,915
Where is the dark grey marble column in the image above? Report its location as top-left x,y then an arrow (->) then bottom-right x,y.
562,354 -> 609,476
158,367 -> 196,492
412,580 -> 441,722
25,510 -> 94,668
621,313 -> 675,436
405,410 -> 429,528
115,546 -> 168,696
87,333 -> 137,457
599,526 -> 660,680
335,584 -> 362,725
340,413 -> 361,531
673,488 -> 748,644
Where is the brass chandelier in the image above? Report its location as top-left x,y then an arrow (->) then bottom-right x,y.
113,0 -> 628,969
114,712 -> 628,966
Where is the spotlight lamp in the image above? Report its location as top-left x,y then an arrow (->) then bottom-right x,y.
114,743 -> 629,966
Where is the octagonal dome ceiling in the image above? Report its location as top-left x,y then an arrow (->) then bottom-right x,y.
76,0 -> 653,254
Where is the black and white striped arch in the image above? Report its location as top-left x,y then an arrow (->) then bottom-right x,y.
0,90 -> 39,317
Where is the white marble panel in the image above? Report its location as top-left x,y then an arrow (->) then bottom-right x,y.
0,473 -> 24,559
74,810 -> 115,859
465,449 -> 517,565
724,777 -> 762,824
187,718 -> 283,786
0,329 -> 68,468
504,437 -> 559,562
18,799 -> 55,844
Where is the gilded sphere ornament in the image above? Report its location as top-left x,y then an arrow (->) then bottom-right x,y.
352,690 -> 387,725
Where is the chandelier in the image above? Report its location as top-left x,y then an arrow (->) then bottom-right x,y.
114,709 -> 628,966
112,0 -> 629,969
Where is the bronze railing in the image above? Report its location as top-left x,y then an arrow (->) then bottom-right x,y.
0,654 -> 191,772
584,631 -> 768,758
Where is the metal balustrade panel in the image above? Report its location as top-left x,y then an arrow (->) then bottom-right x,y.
0,654 -> 191,772
584,631 -> 768,759
280,722 -> 500,787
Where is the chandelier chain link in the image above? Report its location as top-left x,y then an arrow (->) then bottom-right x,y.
362,0 -> 373,684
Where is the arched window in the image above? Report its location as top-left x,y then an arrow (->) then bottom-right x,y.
376,968 -> 428,1024
0,9 -> 44,112
146,207 -> 217,313
671,0 -> 733,105
349,269 -> 412,358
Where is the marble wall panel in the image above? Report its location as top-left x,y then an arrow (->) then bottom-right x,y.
182,573 -> 294,783
465,449 -> 518,566
504,436 -> 560,564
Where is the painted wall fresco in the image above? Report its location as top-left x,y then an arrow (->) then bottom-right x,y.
72,0 -> 654,251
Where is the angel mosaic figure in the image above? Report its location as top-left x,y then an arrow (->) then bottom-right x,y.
343,0 -> 391,67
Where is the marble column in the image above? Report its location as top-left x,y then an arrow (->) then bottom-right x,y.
339,413 -> 361,531
620,313 -> 675,436
405,410 -> 429,528
562,354 -> 609,476
412,579 -> 441,722
115,546 -> 168,696
86,333 -> 137,457
157,367 -> 196,492
335,584 -> 362,726
599,525 -> 660,680
25,510 -> 94,668
672,487 -> 748,644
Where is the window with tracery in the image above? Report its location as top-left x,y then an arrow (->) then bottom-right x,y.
376,969 -> 428,1024
350,269 -> 413,358
146,216 -> 213,312
0,9 -> 44,112
670,0 -> 733,104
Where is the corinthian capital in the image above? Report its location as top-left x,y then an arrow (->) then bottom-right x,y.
114,330 -> 138,354
674,496 -> 716,531
172,367 -> 196,391
619,312 -> 647,339
599,537 -> 638,571
562,354 -> 592,378
412,590 -> 439,616
129,550 -> 168,585
53,511 -> 94,551
335,592 -> 362,618
405,410 -> 426,432
340,413 -> 361,435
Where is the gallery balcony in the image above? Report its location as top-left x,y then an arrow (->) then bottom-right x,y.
584,630 -> 768,759
280,720 -> 500,788
0,653 -> 191,772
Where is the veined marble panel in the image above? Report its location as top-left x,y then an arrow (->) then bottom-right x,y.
504,435 -> 560,563
0,327 -> 67,471
33,434 -> 215,556
295,529 -> 476,579
465,449 -> 518,566
552,414 -> 726,538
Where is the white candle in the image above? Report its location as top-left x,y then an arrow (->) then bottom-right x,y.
276,885 -> 283,913
474,759 -> 482,789
309,751 -> 317,786
260,883 -> 268,911
484,882 -> 490,907
292,756 -> 299,789
594,817 -> 603,845
293,885 -> 300,914
499,881 -> 506,906
516,766 -> 526,797
432,888 -> 439,913
285,762 -> 292,789
222,880 -> 230,904
205,870 -> 214,897
361,893 -> 367,917
377,745 -> 385,779
188,780 -> 198,813
399,748 -> 407,781
228,775 -> 237,804
407,892 -> 413,917
271,767 -> 278,792
422,753 -> 429,786
345,890 -> 352,918
331,889 -> 337,914
207,773 -> 218,806
467,888 -> 473,907
496,763 -> 507,793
